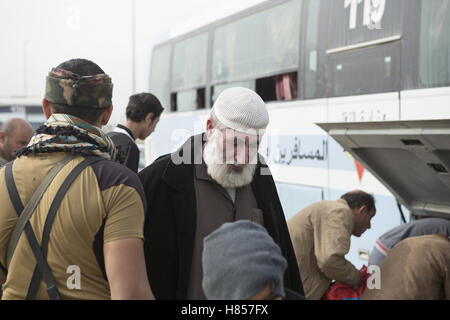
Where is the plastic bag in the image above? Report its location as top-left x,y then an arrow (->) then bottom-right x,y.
322,265 -> 370,300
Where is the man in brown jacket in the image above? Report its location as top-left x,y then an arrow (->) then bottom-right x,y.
362,234 -> 450,300
288,190 -> 376,299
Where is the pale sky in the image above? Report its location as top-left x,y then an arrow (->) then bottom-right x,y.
0,0 -> 266,124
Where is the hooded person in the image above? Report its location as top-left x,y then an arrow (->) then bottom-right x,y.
202,220 -> 305,300
139,87 -> 304,300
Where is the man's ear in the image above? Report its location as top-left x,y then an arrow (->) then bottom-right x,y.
100,105 -> 114,126
42,99 -> 52,119
359,205 -> 367,215
206,118 -> 215,140
145,112 -> 154,123
0,130 -> 6,144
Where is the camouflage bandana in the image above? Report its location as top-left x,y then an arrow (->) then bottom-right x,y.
45,68 -> 113,108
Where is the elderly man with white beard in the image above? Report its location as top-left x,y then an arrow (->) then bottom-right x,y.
139,87 -> 304,300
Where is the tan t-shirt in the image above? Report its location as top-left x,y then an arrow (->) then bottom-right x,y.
0,153 -> 146,300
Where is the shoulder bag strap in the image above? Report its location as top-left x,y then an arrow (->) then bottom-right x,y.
5,155 -> 75,268
26,156 -> 104,300
4,157 -> 74,300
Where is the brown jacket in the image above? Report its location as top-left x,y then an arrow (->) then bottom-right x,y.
186,162 -> 263,299
288,199 -> 361,299
362,234 -> 450,300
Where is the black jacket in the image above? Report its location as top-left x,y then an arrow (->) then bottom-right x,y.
138,134 -> 304,299
107,125 -> 140,173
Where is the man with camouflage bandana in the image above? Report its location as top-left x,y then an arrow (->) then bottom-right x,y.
0,59 -> 154,300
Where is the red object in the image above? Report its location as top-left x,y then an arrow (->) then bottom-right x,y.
322,266 -> 370,300
354,159 -> 365,183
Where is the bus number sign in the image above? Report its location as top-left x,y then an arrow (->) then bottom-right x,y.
345,0 -> 386,30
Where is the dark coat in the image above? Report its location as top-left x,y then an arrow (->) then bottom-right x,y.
138,134 -> 304,299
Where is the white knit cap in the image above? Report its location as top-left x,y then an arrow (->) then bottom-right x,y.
212,87 -> 269,133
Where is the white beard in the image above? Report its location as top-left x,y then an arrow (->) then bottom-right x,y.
203,130 -> 257,188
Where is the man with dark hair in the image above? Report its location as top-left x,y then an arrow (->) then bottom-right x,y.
0,118 -> 34,167
0,58 -> 154,300
287,190 -> 376,299
108,93 -> 164,172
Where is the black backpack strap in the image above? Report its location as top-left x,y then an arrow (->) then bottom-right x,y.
5,161 -> 62,300
4,162 -> 24,216
26,156 -> 104,300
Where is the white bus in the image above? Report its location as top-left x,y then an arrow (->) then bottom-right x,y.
146,0 -> 450,267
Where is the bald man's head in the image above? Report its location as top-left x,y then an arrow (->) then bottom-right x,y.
0,118 -> 34,161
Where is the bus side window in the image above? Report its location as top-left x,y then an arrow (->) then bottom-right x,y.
418,0 -> 450,88
211,81 -> 255,106
171,88 -> 206,112
210,71 -> 298,105
256,72 -> 298,102
328,41 -> 401,97
170,32 -> 208,112
149,44 -> 172,112
303,0 -> 330,100
170,93 -> 177,112
211,0 -> 302,102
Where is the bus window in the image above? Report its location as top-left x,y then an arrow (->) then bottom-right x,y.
256,72 -> 298,102
171,32 -> 208,91
149,44 -> 171,111
418,0 -> 450,88
211,81 -> 255,105
211,0 -> 301,85
211,71 -> 298,105
171,88 -> 205,112
303,0 -> 330,100
329,41 -> 400,97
